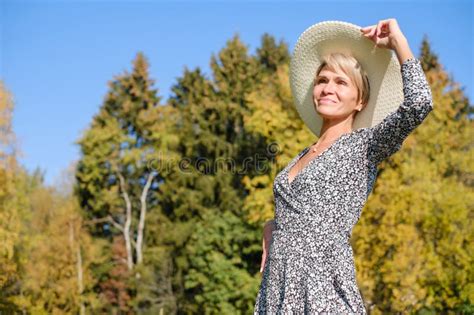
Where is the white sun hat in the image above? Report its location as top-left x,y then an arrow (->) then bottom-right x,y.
289,20 -> 404,137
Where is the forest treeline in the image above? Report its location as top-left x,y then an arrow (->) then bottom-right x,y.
0,32 -> 472,314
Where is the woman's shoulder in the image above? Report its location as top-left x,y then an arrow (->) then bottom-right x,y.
336,127 -> 372,156
344,127 -> 372,144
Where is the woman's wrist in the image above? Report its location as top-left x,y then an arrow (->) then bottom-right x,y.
393,36 -> 414,65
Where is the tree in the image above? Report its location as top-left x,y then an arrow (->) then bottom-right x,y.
75,52 -> 164,310
15,186 -> 105,313
0,81 -> 24,312
155,33 -> 292,313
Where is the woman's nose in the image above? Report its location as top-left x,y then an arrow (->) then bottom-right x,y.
322,81 -> 336,94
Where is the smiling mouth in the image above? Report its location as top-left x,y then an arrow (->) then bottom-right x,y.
319,99 -> 336,104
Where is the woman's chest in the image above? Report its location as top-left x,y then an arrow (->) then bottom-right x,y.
284,136 -> 370,196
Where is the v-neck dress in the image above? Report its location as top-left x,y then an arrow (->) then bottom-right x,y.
253,58 -> 433,314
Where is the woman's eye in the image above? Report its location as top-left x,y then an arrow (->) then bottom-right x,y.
315,79 -> 347,85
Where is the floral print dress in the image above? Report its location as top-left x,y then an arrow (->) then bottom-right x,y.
253,58 -> 434,314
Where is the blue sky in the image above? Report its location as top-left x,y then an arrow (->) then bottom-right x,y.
1,0 -> 472,187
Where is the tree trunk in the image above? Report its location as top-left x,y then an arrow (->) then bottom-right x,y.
76,244 -> 85,315
117,171 -> 134,271
136,172 -> 157,265
69,218 -> 85,314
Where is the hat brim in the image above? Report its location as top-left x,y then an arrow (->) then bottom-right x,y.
289,20 -> 404,137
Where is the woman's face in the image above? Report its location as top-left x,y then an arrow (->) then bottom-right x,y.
313,65 -> 363,120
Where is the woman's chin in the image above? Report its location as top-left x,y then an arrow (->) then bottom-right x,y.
315,107 -> 339,117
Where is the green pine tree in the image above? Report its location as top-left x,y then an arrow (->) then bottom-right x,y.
74,52 -> 165,312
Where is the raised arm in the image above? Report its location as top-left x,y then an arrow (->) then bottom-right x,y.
367,57 -> 433,165
361,19 -> 434,165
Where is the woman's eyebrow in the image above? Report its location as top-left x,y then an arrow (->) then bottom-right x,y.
316,74 -> 348,80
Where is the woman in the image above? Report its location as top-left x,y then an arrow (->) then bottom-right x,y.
254,19 -> 433,314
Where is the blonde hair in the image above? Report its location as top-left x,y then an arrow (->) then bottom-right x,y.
313,52 -> 370,109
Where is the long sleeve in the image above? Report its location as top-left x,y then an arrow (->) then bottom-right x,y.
367,57 -> 434,165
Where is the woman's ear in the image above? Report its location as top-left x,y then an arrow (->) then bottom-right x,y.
356,98 -> 367,112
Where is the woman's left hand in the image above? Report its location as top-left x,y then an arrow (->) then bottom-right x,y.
360,18 -> 407,51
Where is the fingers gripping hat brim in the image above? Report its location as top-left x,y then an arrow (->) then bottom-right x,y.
289,20 -> 404,137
